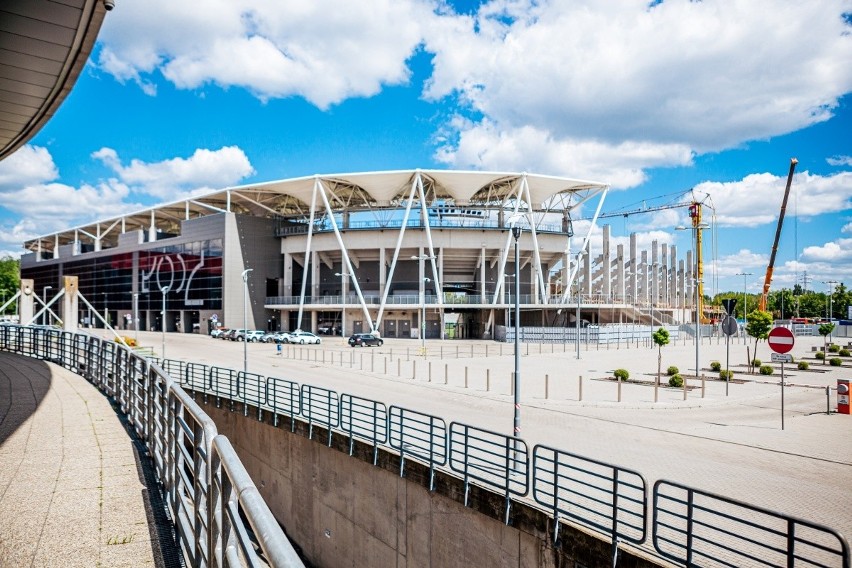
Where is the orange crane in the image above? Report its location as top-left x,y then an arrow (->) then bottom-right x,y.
759,158 -> 798,312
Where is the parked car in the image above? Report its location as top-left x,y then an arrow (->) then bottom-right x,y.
348,333 -> 383,347
227,328 -> 247,341
210,328 -> 227,338
260,332 -> 277,343
244,330 -> 266,342
287,331 -> 322,345
273,332 -> 293,343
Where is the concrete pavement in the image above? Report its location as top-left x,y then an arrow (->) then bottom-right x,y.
0,352 -> 176,568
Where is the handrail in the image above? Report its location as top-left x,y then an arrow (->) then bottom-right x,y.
0,325 -> 304,568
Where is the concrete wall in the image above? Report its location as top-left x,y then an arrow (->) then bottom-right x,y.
196,396 -> 662,568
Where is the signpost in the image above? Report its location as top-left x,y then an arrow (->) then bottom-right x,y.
721,299 -> 738,396
768,326 -> 795,430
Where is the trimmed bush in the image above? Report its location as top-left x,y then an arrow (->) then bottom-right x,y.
613,368 -> 630,381
815,351 -> 826,360
829,344 -> 840,353
719,370 -> 733,381
668,374 -> 684,388
751,358 -> 761,367
759,364 -> 774,375
797,361 -> 810,370
830,358 -> 843,366
840,349 -> 850,357
710,361 -> 722,372
666,365 -> 679,376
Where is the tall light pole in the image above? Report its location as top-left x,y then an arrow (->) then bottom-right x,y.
575,250 -> 585,360
160,285 -> 170,358
511,225 -> 522,443
677,224 -> 708,377
242,268 -> 253,374
335,270 -> 351,340
43,286 -> 53,326
825,280 -> 838,341
411,254 -> 436,355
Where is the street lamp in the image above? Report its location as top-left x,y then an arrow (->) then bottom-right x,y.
43,286 -> 53,326
825,280 -> 838,340
575,250 -> 586,360
159,285 -> 170,358
242,269 -> 253,374
335,270 -> 351,339
411,254 -> 436,355
510,224 -> 522,444
677,223 -> 709,377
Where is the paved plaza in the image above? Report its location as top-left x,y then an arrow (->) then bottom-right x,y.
0,352 -> 174,568
134,328 -> 852,543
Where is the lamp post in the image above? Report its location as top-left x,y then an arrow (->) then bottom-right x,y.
411,254 -> 436,355
677,224 -> 708,377
242,269 -> 253,374
160,285 -> 170,358
43,286 -> 53,326
575,250 -> 585,360
825,280 -> 838,340
511,225 -> 522,444
335,270 -> 351,340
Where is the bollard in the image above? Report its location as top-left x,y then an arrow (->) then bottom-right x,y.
456,345 -> 459,358
617,377 -> 622,403
371,351 -> 375,372
465,367 -> 468,388
323,351 -> 326,364
654,377 -> 659,403
407,347 -> 410,361
500,344 -> 503,357
412,360 -> 416,380
445,363 -> 448,384
486,344 -> 489,358
486,369 -> 490,392
360,352 -> 364,370
428,361 -> 432,382
526,343 -> 529,356
545,374 -> 549,399
827,385 -> 831,415
701,374 -> 705,398
398,358 -> 401,376
384,357 -> 388,375
683,376 -> 687,401
579,375 -> 583,401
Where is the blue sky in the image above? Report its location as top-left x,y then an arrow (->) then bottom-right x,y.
0,0 -> 850,296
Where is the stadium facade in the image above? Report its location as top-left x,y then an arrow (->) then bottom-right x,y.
19,169 -> 700,339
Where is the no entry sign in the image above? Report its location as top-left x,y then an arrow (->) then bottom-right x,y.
768,327 -> 795,354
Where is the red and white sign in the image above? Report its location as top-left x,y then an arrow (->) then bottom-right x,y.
768,327 -> 795,354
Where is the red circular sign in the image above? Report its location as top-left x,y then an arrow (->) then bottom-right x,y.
767,327 -> 795,354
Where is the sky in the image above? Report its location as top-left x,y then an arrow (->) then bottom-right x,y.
0,0 -> 850,297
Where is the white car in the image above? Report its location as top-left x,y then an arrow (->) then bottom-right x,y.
287,331 -> 322,345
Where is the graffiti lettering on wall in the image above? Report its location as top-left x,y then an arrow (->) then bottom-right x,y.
141,252 -> 205,306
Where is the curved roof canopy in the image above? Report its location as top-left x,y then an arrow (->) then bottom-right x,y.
0,0 -> 108,161
25,169 -> 608,253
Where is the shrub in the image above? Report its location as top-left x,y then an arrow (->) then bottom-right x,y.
666,365 -> 679,376
719,370 -> 733,381
710,361 -> 721,372
830,357 -> 843,367
840,349 -> 850,357
829,344 -> 840,353
668,374 -> 684,388
759,364 -> 774,375
797,361 -> 809,370
751,358 -> 761,367
613,368 -> 630,381
815,351 -> 826,360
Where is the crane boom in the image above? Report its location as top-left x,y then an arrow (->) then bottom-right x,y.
759,158 -> 798,312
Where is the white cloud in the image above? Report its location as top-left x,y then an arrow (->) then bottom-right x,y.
801,238 -> 852,263
694,171 -> 852,227
92,146 -> 255,199
96,0 -> 432,108
842,222 -> 852,234
828,155 -> 852,167
427,0 -> 852,183
0,146 -> 59,190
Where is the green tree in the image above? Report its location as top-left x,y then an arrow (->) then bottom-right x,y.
652,327 -> 670,400
0,255 -> 20,315
745,310 -> 773,373
818,323 -> 836,356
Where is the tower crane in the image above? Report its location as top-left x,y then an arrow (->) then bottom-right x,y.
758,158 -> 798,312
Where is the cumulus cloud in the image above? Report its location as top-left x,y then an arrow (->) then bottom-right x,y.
92,146 -> 255,199
694,170 -> 852,227
801,238 -> 852,263
427,0 -> 852,183
0,145 -> 59,190
96,0 -> 432,108
828,155 -> 852,167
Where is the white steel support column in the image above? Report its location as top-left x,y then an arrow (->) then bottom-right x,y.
379,248 -> 387,299
95,224 -> 101,252
53,234 -> 59,258
558,186 -> 609,305
602,225 -> 611,299
414,172 -> 443,309
616,244 -> 625,302
296,180 -> 319,330
377,176 -> 420,327
480,246 -> 486,301
491,179 -> 525,305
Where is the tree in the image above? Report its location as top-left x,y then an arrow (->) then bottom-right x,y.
745,310 -> 773,373
0,255 -> 20,315
652,327 -> 670,401
818,323 -> 836,357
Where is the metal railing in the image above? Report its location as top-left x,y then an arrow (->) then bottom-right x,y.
133,352 -> 849,567
0,325 -> 304,568
653,480 -> 850,568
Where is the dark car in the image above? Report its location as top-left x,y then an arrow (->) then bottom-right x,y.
348,333 -> 383,347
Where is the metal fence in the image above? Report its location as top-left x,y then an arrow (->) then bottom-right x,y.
0,325 -> 304,568
5,324 -> 849,568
